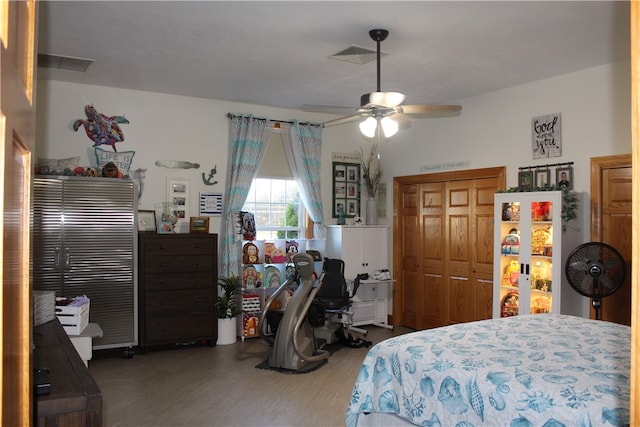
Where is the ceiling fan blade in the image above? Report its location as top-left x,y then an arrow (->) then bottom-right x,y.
401,104 -> 462,116
302,104 -> 359,115
388,112 -> 412,130
323,114 -> 364,127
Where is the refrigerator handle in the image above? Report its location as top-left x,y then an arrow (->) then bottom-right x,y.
54,247 -> 61,269
64,248 -> 71,269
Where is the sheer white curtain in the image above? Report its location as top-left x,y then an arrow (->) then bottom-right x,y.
281,121 -> 326,239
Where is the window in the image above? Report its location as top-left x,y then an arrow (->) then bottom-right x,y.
242,178 -> 303,240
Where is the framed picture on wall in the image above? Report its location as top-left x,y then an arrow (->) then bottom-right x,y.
556,166 -> 573,190
535,168 -> 551,187
518,170 -> 533,190
137,210 -> 156,232
332,161 -> 360,218
167,179 -> 189,222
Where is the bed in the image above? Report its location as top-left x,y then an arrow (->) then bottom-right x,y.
345,314 -> 630,427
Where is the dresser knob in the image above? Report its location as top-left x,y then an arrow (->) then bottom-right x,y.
161,301 -> 166,306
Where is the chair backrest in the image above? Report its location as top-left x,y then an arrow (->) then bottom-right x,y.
315,258 -> 349,308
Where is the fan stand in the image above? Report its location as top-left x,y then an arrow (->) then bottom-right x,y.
589,264 -> 604,320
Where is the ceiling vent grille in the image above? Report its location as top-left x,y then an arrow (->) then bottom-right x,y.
38,53 -> 95,73
329,45 -> 385,65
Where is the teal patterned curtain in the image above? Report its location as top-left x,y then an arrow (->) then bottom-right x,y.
220,114 -> 270,277
281,121 -> 326,239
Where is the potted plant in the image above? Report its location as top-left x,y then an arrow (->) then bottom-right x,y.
216,275 -> 243,345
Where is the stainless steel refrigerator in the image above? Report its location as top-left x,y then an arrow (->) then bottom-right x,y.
32,176 -> 137,351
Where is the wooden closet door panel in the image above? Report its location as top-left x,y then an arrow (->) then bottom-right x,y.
473,178 -> 500,320
397,184 -> 420,328
421,183 -> 447,328
447,182 -> 473,324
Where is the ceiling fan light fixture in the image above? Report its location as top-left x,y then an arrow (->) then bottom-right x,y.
359,116 -> 399,139
361,91 -> 406,108
359,117 -> 378,138
380,116 -> 399,137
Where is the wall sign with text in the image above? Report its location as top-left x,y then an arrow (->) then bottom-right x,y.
531,113 -> 562,159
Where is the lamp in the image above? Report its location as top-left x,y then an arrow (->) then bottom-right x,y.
359,116 -> 399,139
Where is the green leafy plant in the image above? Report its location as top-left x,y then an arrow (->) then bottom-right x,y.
496,185 -> 578,232
216,275 -> 244,319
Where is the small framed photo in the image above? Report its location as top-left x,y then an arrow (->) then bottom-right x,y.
556,166 -> 573,190
137,210 -> 156,232
535,168 -> 551,187
157,221 -> 173,234
190,216 -> 210,233
518,170 -> 533,191
347,166 -> 358,182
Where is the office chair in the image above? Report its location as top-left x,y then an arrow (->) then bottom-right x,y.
311,258 -> 370,347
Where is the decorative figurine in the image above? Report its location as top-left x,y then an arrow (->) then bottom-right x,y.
73,104 -> 129,152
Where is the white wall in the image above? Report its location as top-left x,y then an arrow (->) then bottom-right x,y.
36,59 -> 631,316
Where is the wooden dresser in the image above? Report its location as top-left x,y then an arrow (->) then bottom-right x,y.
34,319 -> 102,426
138,233 -> 218,351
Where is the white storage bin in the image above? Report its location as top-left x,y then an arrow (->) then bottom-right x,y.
55,298 -> 90,335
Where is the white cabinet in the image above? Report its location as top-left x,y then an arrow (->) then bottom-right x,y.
493,191 -> 584,318
325,226 -> 389,279
326,226 -> 392,329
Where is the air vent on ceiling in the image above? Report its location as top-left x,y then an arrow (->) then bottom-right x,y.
38,53 -> 94,73
329,45 -> 385,65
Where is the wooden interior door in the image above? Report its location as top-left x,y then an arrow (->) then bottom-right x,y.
393,167 -> 505,329
1,1 -> 37,424
590,154 -> 632,325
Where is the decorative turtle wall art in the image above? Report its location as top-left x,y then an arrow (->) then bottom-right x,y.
73,104 -> 129,152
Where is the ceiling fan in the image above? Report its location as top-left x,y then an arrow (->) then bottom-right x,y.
305,29 -> 462,138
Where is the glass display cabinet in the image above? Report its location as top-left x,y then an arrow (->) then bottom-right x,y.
493,191 -> 583,318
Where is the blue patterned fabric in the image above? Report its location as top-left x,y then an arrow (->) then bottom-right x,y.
281,121 -> 325,239
346,314 -> 630,427
220,114 -> 270,277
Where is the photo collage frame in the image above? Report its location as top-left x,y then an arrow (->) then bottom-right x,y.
332,162 -> 360,218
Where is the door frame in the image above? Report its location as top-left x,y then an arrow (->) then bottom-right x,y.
392,166 -> 506,325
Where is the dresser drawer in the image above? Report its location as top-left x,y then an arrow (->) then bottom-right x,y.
145,289 -> 215,313
145,255 -> 215,273
144,272 -> 215,290
145,313 -> 215,343
144,236 -> 215,256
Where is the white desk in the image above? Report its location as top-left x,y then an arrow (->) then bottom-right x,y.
348,279 -> 393,329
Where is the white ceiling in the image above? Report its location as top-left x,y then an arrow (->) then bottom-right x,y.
37,1 -> 630,112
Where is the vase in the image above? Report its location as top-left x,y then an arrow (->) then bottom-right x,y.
217,317 -> 237,345
366,197 -> 378,225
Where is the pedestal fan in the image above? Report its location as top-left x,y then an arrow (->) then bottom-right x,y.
564,242 -> 626,320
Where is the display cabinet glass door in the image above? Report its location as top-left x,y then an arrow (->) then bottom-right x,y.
494,192 -> 558,317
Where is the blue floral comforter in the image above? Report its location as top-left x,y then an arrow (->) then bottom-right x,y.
346,314 -> 630,427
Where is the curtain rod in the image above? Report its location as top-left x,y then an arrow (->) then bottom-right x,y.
226,113 -> 323,128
